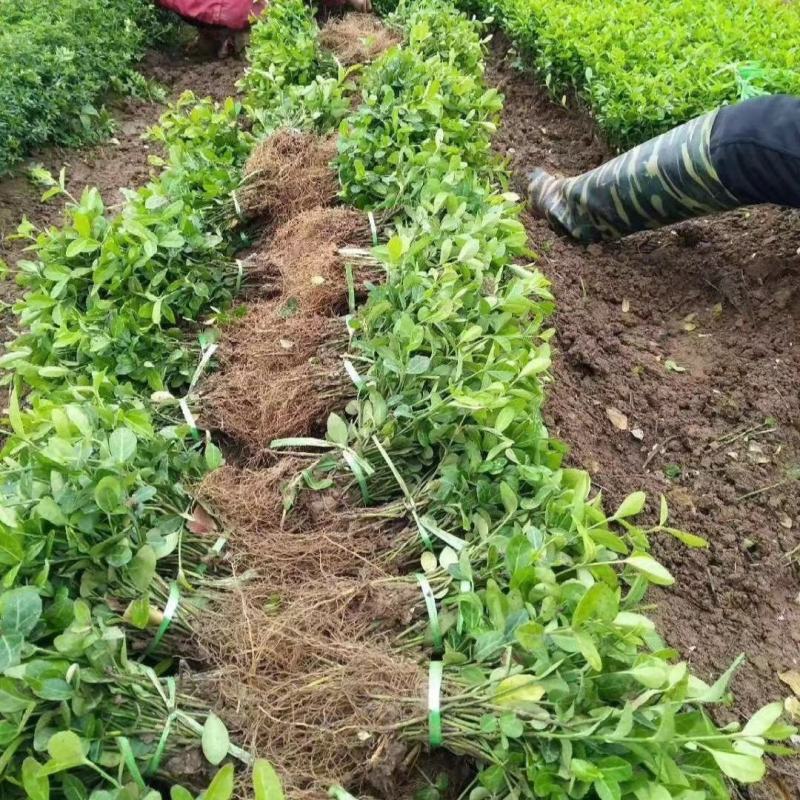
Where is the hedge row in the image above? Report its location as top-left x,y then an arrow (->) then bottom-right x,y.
0,0 -> 172,173
462,0 -> 800,148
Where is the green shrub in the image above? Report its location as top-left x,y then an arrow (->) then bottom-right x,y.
469,0 -> 800,147
0,0 -> 169,173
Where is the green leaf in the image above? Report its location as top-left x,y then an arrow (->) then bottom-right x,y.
94,476 -> 123,514
61,775 -> 88,800
572,583 -> 618,628
160,231 -> 185,249
124,596 -> 152,629
663,527 -> 708,548
326,413 -> 349,446
205,442 -> 224,471
593,780 -> 620,800
689,654 -> 744,703
742,702 -> 784,737
65,238 -> 101,258
499,481 -> 517,515
1,587 -> 42,636
494,405 -> 515,433
706,749 -> 765,783
252,758 -> 285,800
457,238 -> 480,262
0,634 -> 23,671
406,355 -> 430,374
0,530 -> 24,566
108,428 -> 137,464
612,491 -> 646,519
45,731 -> 85,771
34,497 -> 67,527
658,495 -> 668,526
574,630 -> 602,671
625,554 -> 674,586
202,713 -> 230,766
498,713 -> 524,738
386,235 -> 405,261
128,546 -> 156,593
514,621 -> 543,652
494,675 -> 545,709
570,758 -> 601,781
203,764 -> 234,800
22,757 -> 49,800
170,787 -> 194,800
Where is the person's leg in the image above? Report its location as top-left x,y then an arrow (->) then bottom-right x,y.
527,109 -> 740,242
710,94 -> 800,208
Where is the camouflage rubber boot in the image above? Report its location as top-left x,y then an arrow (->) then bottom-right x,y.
527,109 -> 741,243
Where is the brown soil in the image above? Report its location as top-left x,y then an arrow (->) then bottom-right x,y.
0,47 -> 242,344
488,36 -> 800,795
320,13 -> 401,66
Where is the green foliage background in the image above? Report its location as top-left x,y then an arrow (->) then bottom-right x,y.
461,0 -> 800,147
0,0 -> 174,173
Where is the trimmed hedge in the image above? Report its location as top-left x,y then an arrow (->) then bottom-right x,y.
0,0 -> 170,172
461,0 -> 800,148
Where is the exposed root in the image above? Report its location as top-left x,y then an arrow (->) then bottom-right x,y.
200,301 -> 353,456
192,643 -> 424,798
196,458 -> 311,533
203,356 -> 351,454
214,300 -> 345,375
268,207 -> 380,315
194,574 -> 422,677
235,130 -> 339,226
320,14 -> 401,66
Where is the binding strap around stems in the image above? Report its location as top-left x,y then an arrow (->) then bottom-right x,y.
415,573 -> 443,653
142,582 -> 181,658
428,660 -> 444,748
368,211 -> 378,245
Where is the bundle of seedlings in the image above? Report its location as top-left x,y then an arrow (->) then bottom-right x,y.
267,206 -> 383,315
0,587 -> 249,800
6,95 -> 253,396
231,129 -> 339,227
200,304 -> 355,456
319,13 -> 402,66
196,587 -> 793,800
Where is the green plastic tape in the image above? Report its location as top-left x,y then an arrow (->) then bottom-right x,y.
416,573 -> 443,653
428,660 -> 444,748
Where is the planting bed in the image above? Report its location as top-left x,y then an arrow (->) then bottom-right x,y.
487,36 -> 800,796
0,2 -> 798,800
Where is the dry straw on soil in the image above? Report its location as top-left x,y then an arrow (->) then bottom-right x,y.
320,13 -> 401,66
235,130 -> 339,226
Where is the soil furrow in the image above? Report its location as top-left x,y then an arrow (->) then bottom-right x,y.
488,35 -> 800,796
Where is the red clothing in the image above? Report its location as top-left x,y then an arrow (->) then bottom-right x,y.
156,0 -> 268,30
